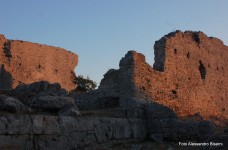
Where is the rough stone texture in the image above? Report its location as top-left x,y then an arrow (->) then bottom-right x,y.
0,81 -> 80,117
0,115 -> 146,150
0,98 -> 218,149
15,81 -> 68,101
0,31 -> 227,149
69,89 -> 120,110
28,96 -> 77,112
0,34 -> 78,91
0,94 -> 29,113
99,31 -> 228,127
0,80 -> 218,149
145,103 -> 216,142
58,104 -> 80,116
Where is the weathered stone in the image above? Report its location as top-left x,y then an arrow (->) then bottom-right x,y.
70,132 -> 97,149
120,98 -> 146,108
130,119 -> 147,139
94,120 -> 113,143
0,31 -> 226,149
0,135 -> 32,150
147,119 -> 163,133
69,89 -> 120,111
58,104 -> 80,117
0,117 -> 7,134
28,96 -> 76,112
149,134 -> 163,142
0,114 -> 147,149
99,31 -> 228,127
143,102 -> 216,141
126,107 -> 144,118
0,34 -> 78,91
15,81 -> 68,102
198,120 -> 216,139
30,115 -> 45,134
0,89 -> 15,96
6,115 -> 32,134
145,103 -> 177,119
0,94 -> 29,113
42,116 -> 60,134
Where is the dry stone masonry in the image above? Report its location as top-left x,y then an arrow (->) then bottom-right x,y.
0,34 -> 78,91
0,81 -> 218,149
0,31 -> 227,149
99,31 -> 228,127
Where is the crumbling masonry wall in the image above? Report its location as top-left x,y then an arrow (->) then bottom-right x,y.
0,34 -> 78,91
99,31 -> 228,126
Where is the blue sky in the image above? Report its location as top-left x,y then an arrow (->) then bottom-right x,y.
0,0 -> 228,85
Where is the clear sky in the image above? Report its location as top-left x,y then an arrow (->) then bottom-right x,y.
0,0 -> 227,85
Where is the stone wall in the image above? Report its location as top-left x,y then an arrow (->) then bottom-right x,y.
0,34 -> 78,91
0,31 -> 226,149
0,115 -> 146,149
0,81 -> 218,149
69,89 -> 120,110
99,31 -> 228,127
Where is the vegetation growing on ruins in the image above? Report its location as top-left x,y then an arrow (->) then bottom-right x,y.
74,75 -> 97,92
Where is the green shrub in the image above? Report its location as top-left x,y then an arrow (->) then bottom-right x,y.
74,75 -> 97,92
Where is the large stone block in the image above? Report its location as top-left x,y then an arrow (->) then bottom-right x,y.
0,94 -> 29,113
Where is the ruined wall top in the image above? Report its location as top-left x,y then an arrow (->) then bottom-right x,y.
119,50 -> 146,69
153,30 -> 226,71
0,34 -> 78,91
99,30 -> 228,126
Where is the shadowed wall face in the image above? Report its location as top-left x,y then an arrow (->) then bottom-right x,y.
0,64 -> 12,89
0,34 -> 78,91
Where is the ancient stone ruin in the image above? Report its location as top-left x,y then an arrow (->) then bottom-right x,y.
0,34 -> 78,91
0,31 -> 227,149
99,31 -> 228,127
